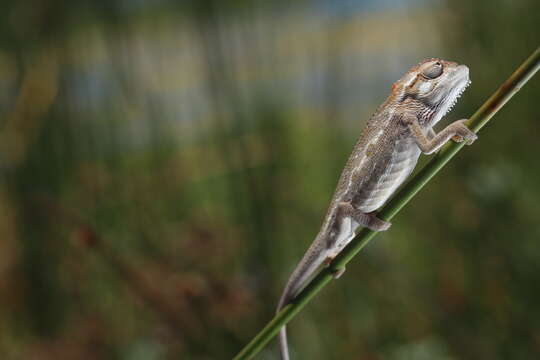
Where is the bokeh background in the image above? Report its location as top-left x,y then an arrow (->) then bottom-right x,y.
0,0 -> 539,359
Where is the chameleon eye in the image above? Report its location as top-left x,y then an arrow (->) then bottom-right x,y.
421,62 -> 443,79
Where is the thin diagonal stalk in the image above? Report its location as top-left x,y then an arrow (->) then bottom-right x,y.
233,46 -> 540,360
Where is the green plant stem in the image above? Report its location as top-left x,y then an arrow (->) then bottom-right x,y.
233,46 -> 540,360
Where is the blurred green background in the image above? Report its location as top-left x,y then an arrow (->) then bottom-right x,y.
0,0 -> 539,359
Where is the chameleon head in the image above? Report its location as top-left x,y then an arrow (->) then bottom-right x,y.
398,58 -> 471,123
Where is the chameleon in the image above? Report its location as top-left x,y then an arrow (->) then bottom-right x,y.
276,58 -> 477,360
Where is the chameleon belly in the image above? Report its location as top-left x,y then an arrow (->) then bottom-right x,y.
354,137 -> 421,213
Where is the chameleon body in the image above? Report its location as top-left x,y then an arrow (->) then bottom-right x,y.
277,58 -> 477,360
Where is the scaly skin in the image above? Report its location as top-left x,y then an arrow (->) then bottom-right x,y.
277,58 -> 477,360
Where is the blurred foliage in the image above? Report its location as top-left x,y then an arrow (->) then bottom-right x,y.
0,0 -> 538,359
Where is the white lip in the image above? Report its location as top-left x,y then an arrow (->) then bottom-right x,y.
457,64 -> 469,74
456,66 -> 470,92
453,65 -> 470,83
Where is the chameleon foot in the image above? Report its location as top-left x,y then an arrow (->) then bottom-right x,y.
332,267 -> 346,279
451,119 -> 477,145
366,212 -> 391,231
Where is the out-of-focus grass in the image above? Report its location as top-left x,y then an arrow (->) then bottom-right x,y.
0,1 -> 538,359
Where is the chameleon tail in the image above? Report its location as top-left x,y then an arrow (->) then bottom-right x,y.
279,326 -> 290,360
276,240 -> 327,360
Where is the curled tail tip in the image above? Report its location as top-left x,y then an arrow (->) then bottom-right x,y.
279,327 -> 290,360
277,288 -> 292,359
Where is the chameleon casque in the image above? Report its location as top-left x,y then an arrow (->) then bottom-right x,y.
277,58 -> 477,360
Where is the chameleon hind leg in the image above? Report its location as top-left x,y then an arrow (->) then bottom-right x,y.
337,202 -> 391,232
328,202 -> 391,279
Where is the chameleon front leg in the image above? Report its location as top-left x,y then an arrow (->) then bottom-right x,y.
404,115 -> 477,154
427,127 -> 436,139
428,127 -> 464,143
